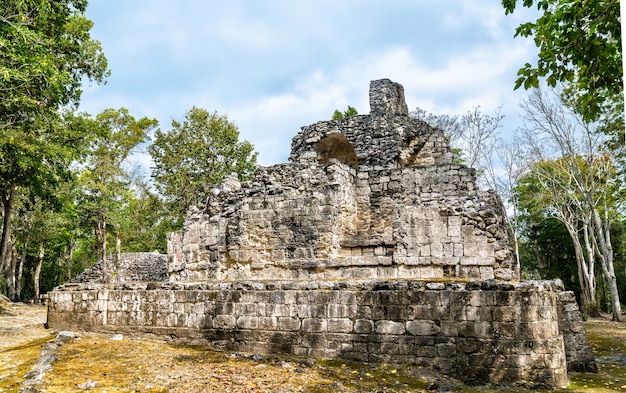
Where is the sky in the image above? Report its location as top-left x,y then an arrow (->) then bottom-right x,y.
78,0 -> 540,171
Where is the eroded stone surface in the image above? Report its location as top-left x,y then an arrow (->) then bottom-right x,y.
46,79 -> 595,388
168,78 -> 516,283
47,280 -> 570,387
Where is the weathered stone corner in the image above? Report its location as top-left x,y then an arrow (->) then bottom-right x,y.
46,79 -> 596,388
369,78 -> 409,117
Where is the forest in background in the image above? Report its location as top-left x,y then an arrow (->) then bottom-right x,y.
1,0 -> 624,321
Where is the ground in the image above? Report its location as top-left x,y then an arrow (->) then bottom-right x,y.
1,299 -> 625,393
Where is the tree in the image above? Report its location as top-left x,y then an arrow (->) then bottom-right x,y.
78,108 -> 157,262
502,0 -> 622,124
516,158 -> 602,313
490,137 -> 531,269
518,215 -> 581,294
117,171 -> 174,253
332,106 -> 358,119
148,107 -> 258,225
518,87 -> 623,320
0,1 -> 108,285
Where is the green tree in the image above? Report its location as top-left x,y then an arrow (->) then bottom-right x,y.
332,106 -> 358,119
148,107 -> 258,225
502,0 -> 621,123
516,158 -> 601,313
78,108 -> 157,263
517,88 -> 623,320
0,0 -> 108,285
117,173 -> 174,253
518,216 -> 580,294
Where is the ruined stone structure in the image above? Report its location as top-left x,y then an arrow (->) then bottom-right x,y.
47,79 -> 596,387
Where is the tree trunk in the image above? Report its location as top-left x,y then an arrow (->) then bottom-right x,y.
563,218 -> 596,313
0,184 -> 17,274
4,243 -> 18,301
116,231 -> 121,263
33,240 -> 45,304
16,239 -> 27,301
94,214 -> 107,262
589,206 -> 622,321
65,244 -> 74,281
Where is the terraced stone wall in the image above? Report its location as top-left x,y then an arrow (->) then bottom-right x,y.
47,280 -> 574,387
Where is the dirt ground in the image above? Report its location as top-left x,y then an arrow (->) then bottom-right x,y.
1,300 -> 625,393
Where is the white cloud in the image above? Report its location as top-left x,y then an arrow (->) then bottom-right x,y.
81,0 -> 540,168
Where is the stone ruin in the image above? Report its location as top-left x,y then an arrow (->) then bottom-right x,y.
47,79 -> 597,387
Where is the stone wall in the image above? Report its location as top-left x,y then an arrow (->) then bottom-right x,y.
47,279 -> 570,387
73,253 -> 167,284
165,78 -> 515,284
167,160 -> 516,283
557,291 -> 598,372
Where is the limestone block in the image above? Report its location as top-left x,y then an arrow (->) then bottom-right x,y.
354,319 -> 374,334
479,267 -> 495,280
375,320 -> 405,335
258,316 -> 278,330
406,320 -> 441,336
302,318 -> 327,333
328,318 -> 353,333
437,343 -> 457,357
277,316 -> 301,331
213,315 -> 236,329
430,243 -> 444,258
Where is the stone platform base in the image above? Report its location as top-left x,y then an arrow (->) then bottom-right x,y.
47,279 -> 595,387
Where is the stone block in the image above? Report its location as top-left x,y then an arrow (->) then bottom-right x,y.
213,315 -> 236,329
236,316 -> 259,329
277,316 -> 301,331
375,320 -> 405,335
354,319 -> 374,334
406,320 -> 441,336
327,318 -> 353,333
302,318 -> 327,332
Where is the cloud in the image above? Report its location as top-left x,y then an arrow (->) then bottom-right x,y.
81,0 -> 540,168
221,35 -> 535,165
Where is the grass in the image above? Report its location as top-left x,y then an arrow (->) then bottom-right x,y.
1,315 -> 624,392
0,335 -> 55,392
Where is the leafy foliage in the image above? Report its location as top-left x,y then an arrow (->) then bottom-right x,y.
77,108 -> 157,261
0,1 -> 108,298
0,0 -> 109,129
332,106 -> 358,119
502,0 -> 622,123
149,107 -> 258,225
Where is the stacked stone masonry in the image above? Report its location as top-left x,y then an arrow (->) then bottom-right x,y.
48,280 -> 570,386
73,252 -> 167,284
47,79 -> 596,387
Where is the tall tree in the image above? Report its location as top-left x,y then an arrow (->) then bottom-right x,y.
0,1 -> 108,280
148,107 -> 258,225
516,158 -> 601,313
518,88 -> 623,320
78,108 -> 157,262
502,0 -> 622,125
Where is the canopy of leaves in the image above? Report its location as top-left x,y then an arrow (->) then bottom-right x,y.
148,107 -> 258,223
0,1 -> 108,272
0,0 -> 109,129
502,0 -> 621,122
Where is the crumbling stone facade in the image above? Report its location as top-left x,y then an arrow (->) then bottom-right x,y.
73,252 -> 167,284
47,79 -> 595,387
168,79 -> 516,283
